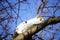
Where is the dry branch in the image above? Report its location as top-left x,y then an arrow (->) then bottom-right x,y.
12,16 -> 60,40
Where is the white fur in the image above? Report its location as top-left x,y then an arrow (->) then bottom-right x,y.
15,17 -> 44,34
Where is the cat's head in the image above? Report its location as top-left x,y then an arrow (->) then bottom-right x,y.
35,14 -> 44,24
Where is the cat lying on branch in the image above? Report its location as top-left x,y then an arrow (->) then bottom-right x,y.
12,14 -> 44,39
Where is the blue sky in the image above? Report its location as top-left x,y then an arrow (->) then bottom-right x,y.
12,0 -> 60,40
0,0 -> 60,40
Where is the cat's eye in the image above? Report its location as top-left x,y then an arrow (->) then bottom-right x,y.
25,21 -> 27,23
40,18 -> 42,21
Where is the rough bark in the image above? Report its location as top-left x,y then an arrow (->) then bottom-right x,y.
12,16 -> 60,40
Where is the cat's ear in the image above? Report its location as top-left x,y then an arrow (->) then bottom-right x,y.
36,14 -> 40,18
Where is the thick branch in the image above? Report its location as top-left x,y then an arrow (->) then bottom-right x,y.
12,16 -> 60,40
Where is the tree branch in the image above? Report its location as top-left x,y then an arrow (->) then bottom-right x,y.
12,16 -> 60,40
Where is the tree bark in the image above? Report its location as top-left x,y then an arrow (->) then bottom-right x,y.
12,16 -> 60,40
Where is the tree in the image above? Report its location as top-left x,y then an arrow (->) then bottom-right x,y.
0,0 -> 60,40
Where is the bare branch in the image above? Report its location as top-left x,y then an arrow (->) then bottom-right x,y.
12,16 -> 60,40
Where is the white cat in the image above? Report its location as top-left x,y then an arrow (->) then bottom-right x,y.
12,14 -> 44,39
15,14 -> 44,34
